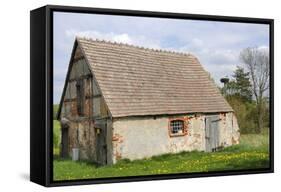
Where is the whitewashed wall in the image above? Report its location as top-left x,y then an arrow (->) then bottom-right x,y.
111,113 -> 239,163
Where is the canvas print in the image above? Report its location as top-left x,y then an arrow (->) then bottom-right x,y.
53,11 -> 270,181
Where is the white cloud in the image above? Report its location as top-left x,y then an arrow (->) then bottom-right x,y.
112,33 -> 132,44
196,49 -> 239,86
201,49 -> 239,65
65,29 -> 161,49
257,45 -> 269,52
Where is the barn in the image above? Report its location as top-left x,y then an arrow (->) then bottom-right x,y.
57,37 -> 240,165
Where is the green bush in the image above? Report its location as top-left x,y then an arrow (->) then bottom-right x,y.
53,104 -> 59,120
53,104 -> 61,154
226,96 -> 258,134
53,120 -> 61,154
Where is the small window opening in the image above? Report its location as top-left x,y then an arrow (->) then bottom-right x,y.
169,119 -> 187,136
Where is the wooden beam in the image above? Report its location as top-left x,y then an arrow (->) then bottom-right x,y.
64,98 -> 76,102
85,94 -> 101,99
72,56 -> 84,63
69,74 -> 92,82
63,115 -> 109,123
63,94 -> 101,102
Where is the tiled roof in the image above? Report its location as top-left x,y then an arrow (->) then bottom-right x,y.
77,37 -> 233,117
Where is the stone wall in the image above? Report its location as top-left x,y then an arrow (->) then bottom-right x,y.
218,112 -> 240,147
111,112 -> 239,163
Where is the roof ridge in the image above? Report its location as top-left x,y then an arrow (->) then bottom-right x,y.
76,36 -> 196,58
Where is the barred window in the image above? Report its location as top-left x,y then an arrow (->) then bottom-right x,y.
170,120 -> 184,134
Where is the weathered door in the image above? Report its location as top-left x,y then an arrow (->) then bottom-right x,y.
205,115 -> 220,152
95,121 -> 107,165
61,127 -> 69,158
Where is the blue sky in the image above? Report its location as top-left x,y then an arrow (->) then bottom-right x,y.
53,12 -> 269,104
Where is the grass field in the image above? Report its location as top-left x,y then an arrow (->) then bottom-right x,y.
53,120 -> 61,155
53,130 -> 270,181
53,104 -> 61,155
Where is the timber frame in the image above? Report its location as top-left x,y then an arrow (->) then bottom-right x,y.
56,40 -> 112,121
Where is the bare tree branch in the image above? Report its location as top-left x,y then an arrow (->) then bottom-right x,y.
240,47 -> 269,133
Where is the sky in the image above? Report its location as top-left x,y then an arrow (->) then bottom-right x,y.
53,12 -> 269,104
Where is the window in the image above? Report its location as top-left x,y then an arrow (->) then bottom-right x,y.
169,119 -> 187,136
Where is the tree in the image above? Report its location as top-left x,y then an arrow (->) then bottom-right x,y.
226,96 -> 257,134
222,79 -> 238,96
240,47 -> 269,133
220,67 -> 255,133
232,66 -> 252,102
221,66 -> 252,102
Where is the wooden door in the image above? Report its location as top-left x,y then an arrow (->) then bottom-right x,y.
95,121 -> 107,165
205,115 -> 220,152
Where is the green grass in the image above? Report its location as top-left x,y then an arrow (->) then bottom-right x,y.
53,120 -> 61,156
53,132 -> 270,181
53,104 -> 61,155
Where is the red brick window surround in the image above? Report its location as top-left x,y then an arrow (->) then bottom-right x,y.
169,118 -> 188,137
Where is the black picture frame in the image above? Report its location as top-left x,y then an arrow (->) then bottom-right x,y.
30,4 -> 274,187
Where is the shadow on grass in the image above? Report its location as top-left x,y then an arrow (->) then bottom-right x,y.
208,158 -> 270,172
53,155 -> 106,168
